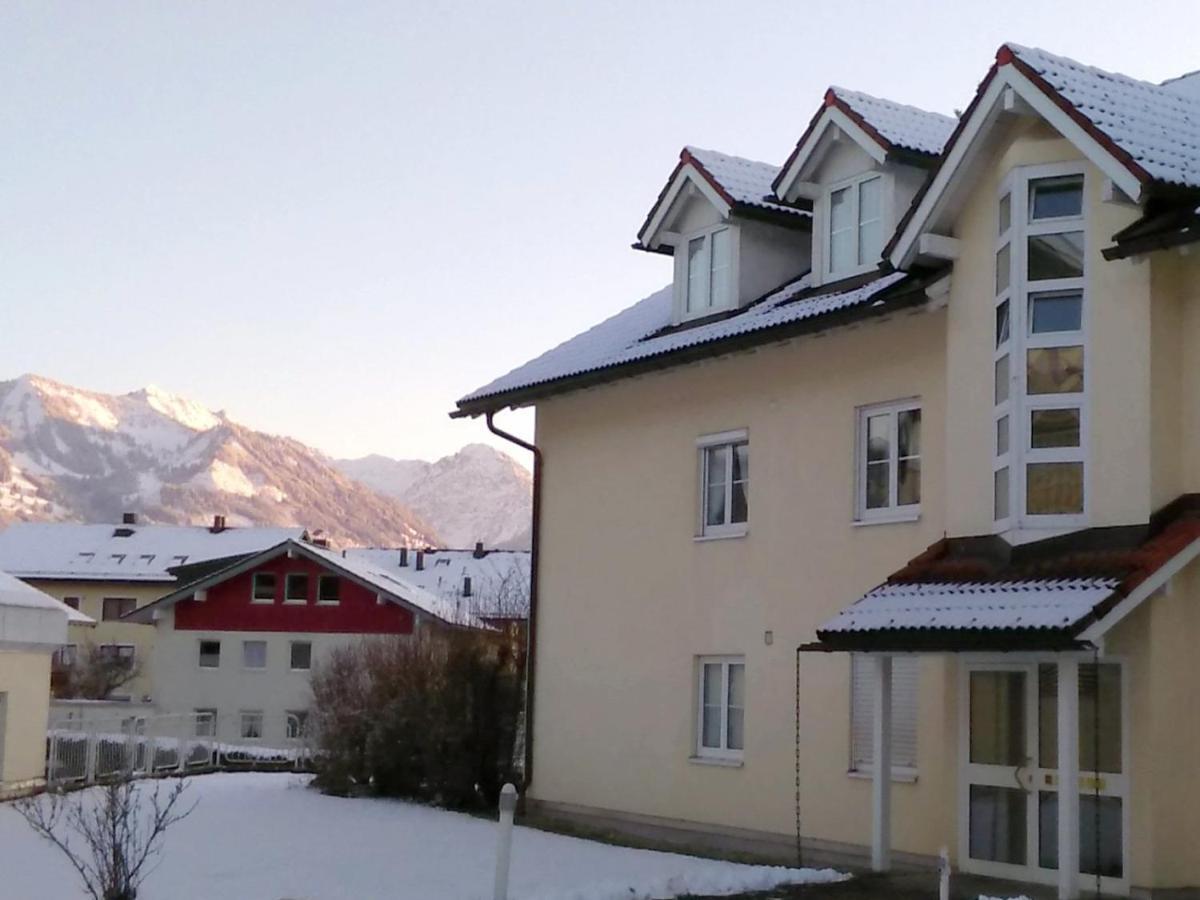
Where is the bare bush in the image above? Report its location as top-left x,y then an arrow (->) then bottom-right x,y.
309,627 -> 524,808
55,643 -> 143,700
16,777 -> 196,900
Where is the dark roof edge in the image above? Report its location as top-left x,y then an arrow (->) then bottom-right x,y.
802,628 -> 1091,654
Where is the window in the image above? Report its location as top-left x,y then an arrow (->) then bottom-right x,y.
194,709 -> 217,737
856,401 -> 921,521
239,711 -> 263,741
286,710 -> 309,740
290,641 -> 312,671
317,575 -> 340,605
827,174 -> 884,278
850,655 -> 919,773
285,573 -> 309,603
98,644 -> 136,663
62,597 -> 80,611
683,226 -> 735,317
198,640 -> 221,669
53,644 -> 78,668
251,572 -> 276,603
698,431 -> 748,537
101,597 -> 136,620
994,168 -> 1086,526
696,657 -> 745,760
242,640 -> 267,669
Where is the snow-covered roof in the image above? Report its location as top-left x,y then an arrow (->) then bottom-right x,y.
0,568 -> 88,647
1008,44 -> 1200,189
458,271 -> 916,410
344,547 -> 530,618
828,87 -> 957,156
683,147 -> 808,217
0,522 -> 307,582
818,579 -> 1119,636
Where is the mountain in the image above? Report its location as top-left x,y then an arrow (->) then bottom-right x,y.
336,444 -> 532,549
0,374 -> 437,548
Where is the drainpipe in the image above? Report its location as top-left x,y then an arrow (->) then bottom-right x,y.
485,410 -> 541,796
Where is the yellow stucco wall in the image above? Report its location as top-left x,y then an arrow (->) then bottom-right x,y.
29,580 -> 165,700
0,650 -> 52,787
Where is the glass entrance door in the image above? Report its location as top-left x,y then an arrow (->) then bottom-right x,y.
962,661 -> 1127,892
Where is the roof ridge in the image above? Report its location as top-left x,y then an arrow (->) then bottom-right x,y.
827,85 -> 957,122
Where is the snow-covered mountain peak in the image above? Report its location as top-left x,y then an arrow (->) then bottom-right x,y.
130,384 -> 223,432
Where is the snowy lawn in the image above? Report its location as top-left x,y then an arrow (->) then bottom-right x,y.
0,773 -> 846,900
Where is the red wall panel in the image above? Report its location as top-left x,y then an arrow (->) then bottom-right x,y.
173,553 -> 414,634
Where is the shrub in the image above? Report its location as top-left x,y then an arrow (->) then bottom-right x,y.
309,626 -> 524,809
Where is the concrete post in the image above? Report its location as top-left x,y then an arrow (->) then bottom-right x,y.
871,655 -> 893,872
494,783 -> 518,900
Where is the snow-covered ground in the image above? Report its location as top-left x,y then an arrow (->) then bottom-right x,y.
0,773 -> 846,900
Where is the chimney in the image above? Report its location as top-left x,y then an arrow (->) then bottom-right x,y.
415,550 -> 424,571
399,547 -> 408,567
122,512 -> 137,525
473,541 -> 486,559
210,514 -> 227,533
462,575 -> 472,598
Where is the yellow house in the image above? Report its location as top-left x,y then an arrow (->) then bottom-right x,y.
455,44 -> 1200,899
0,516 -> 305,701
0,568 -> 91,796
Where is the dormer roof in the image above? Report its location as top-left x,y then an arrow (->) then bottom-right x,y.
773,87 -> 956,199
635,146 -> 810,252
889,43 -> 1200,268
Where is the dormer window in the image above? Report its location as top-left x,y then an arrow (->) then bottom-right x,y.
684,226 -> 734,317
828,174 -> 884,278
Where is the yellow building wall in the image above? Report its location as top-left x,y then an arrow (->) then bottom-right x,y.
532,304 -> 958,857
0,650 -> 52,788
30,580 -> 165,701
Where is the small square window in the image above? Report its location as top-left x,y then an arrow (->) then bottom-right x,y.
194,709 -> 217,737
101,597 -> 136,620
317,575 -> 340,604
62,596 -> 81,611
1029,290 -> 1082,334
1026,462 -> 1084,515
1027,232 -> 1084,281
290,641 -> 312,671
239,711 -> 263,741
242,640 -> 267,669
1029,175 -> 1083,221
252,572 -> 276,603
286,710 -> 309,740
198,640 -> 221,669
285,573 -> 309,603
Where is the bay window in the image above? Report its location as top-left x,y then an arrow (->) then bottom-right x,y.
994,167 -> 1087,527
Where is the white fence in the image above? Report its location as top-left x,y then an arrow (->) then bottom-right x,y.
46,711 -> 307,786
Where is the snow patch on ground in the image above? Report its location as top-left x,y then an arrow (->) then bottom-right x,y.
0,773 -> 847,900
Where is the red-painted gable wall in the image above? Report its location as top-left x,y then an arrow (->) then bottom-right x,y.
173,553 -> 414,634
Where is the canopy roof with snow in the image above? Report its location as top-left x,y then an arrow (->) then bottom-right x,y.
0,521 -> 307,583
127,539 -> 486,628
0,568 -> 91,649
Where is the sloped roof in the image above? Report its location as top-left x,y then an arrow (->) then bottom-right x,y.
682,147 -> 808,217
456,270 -> 922,413
809,494 -> 1200,652
0,522 -> 307,583
827,87 -> 958,156
0,569 -> 92,625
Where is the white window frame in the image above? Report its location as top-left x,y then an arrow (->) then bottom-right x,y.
251,572 -> 276,604
674,223 -> 740,323
694,655 -> 745,762
98,643 -> 136,662
238,710 -> 264,741
286,710 -> 308,740
316,574 -> 340,606
289,640 -> 313,671
993,163 -> 1089,534
284,572 -> 309,604
696,429 -> 749,539
823,171 -> 891,281
194,708 -> 217,737
54,644 -> 78,668
197,639 -> 221,669
242,639 -> 267,671
849,654 -> 919,779
854,399 -> 922,524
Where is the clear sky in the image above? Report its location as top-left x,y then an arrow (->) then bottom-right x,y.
4,1 -> 1199,463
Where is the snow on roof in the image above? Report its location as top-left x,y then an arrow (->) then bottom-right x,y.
0,568 -> 93,624
0,522 -> 307,582
344,548 -> 530,618
684,147 -> 808,217
829,87 -> 957,155
1008,44 -> 1200,189
459,271 -> 911,407
818,578 -> 1119,636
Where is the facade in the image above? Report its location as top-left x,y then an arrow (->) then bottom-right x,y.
0,569 -> 91,795
127,538 -> 478,746
0,517 -> 305,700
455,44 -> 1200,899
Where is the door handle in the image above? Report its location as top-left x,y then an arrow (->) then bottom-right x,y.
1013,756 -> 1032,794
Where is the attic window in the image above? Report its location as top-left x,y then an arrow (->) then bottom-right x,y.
827,174 -> 884,278
682,226 -> 734,318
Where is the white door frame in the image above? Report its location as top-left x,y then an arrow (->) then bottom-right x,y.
956,655 -> 1131,896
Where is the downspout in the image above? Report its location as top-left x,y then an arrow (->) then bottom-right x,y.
485,410 -> 541,795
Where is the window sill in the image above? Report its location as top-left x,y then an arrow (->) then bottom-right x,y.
250,599 -> 275,605
282,599 -> 307,606
315,600 -> 340,607
847,767 -> 919,784
689,755 -> 744,768
853,509 -> 921,528
694,528 -> 748,543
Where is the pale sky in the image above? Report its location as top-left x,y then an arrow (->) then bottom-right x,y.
5,1 -> 1199,463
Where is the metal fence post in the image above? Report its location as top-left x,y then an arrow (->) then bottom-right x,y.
84,725 -> 98,785
493,783 -> 518,900
177,715 -> 189,773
